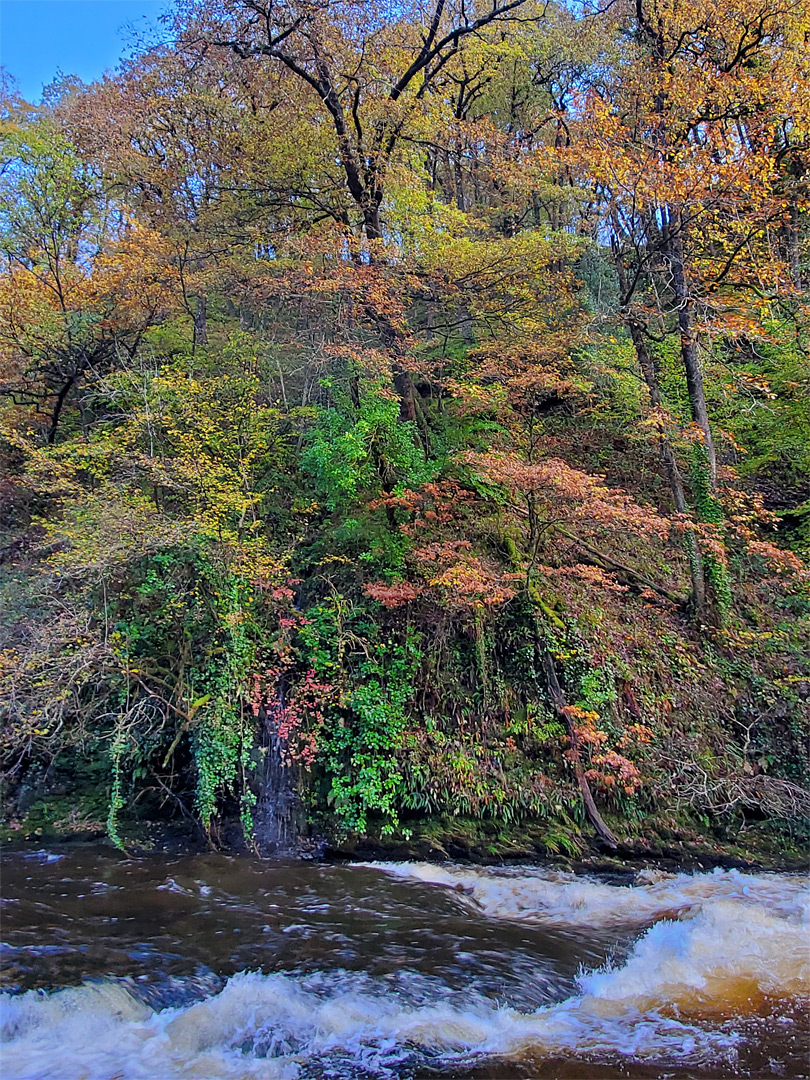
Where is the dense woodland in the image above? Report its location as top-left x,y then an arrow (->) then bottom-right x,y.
0,0 -> 808,856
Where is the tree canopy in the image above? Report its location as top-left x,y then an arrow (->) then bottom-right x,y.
1,0 -> 808,852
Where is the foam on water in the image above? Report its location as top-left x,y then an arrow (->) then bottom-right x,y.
1,868 -> 807,1080
360,861 -> 810,925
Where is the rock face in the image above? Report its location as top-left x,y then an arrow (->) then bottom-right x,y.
252,707 -> 303,855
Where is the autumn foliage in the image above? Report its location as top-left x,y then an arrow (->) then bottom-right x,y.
0,0 -> 808,850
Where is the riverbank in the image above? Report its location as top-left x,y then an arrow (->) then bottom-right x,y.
3,806 -> 807,874
323,813 -> 810,871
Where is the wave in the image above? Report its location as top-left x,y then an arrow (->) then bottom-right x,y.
358,861 -> 810,926
0,970 -> 732,1080
2,873 -> 807,1080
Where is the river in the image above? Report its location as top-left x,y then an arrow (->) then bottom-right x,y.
1,849 -> 807,1079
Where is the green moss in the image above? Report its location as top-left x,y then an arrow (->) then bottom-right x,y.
1,792 -> 108,842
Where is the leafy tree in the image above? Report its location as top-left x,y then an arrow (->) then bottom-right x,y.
0,0 -> 807,850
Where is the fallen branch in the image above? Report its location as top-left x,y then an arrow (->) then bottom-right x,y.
555,527 -> 687,606
508,505 -> 686,605
540,646 -> 619,850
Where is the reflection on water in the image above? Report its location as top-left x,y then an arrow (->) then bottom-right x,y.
0,849 -> 807,1079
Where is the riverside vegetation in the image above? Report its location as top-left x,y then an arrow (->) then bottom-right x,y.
0,0 -> 808,861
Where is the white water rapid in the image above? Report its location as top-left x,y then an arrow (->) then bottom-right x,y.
1,864 -> 807,1079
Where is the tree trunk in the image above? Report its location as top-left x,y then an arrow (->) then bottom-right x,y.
454,141 -> 466,212
193,294 -> 209,346
626,317 -> 708,619
393,369 -> 418,423
614,249 -> 708,618
788,196 -> 802,289
363,200 -> 383,242
47,376 -> 75,445
665,217 -> 717,486
374,303 -> 431,453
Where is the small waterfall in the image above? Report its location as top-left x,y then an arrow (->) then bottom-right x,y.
251,693 -> 303,855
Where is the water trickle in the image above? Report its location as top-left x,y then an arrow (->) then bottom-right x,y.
252,697 -> 302,855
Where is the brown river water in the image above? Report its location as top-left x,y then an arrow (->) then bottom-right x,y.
0,848 -> 807,1079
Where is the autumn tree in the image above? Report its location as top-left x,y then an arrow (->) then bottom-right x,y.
557,0 -> 809,622
0,118 -> 178,443
183,0 -> 553,241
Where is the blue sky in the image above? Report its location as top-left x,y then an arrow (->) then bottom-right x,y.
0,0 -> 169,102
